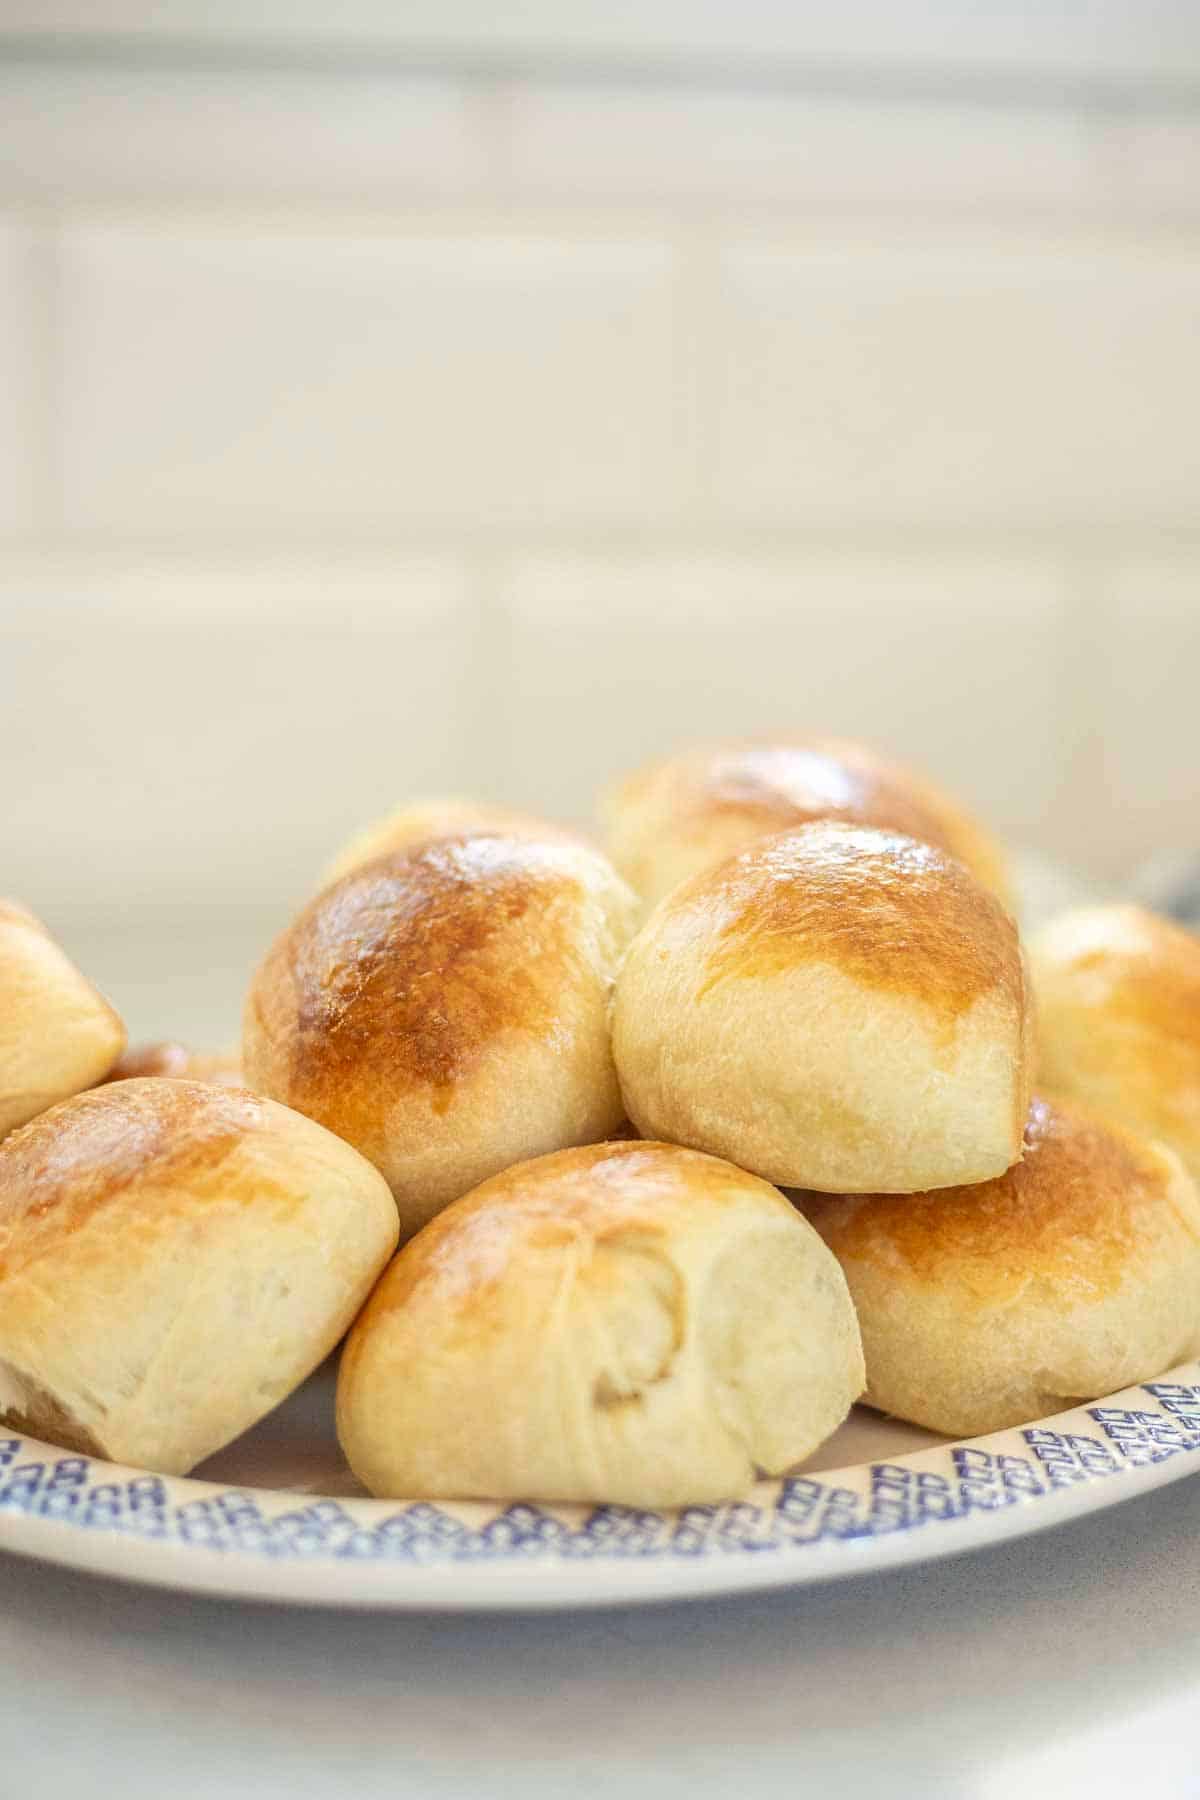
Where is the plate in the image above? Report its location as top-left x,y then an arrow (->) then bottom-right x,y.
3,1360 -> 1199,1610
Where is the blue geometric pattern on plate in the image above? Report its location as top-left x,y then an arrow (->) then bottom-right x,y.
3,1381 -> 1199,1564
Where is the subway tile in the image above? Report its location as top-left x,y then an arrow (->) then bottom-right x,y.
1095,557 -> 1200,878
712,240 -> 1200,529
495,551 -> 1073,860
508,88 -> 1094,213
0,555 -> 477,911
0,221 -> 35,536
58,224 -> 682,532
0,66 -> 485,204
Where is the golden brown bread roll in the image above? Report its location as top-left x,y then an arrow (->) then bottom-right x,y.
602,736 -> 1010,911
0,900 -> 126,1138
244,833 -> 639,1239
1030,905 -> 1200,1186
612,821 -> 1033,1193
805,1097 -> 1200,1436
104,1041 -> 245,1089
321,796 -> 582,889
0,1078 -> 398,1475
337,1140 -> 864,1508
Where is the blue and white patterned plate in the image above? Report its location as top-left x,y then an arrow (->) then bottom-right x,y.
2,1359 -> 1199,1610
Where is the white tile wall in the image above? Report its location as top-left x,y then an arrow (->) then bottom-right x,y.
58,224 -> 683,532
0,48 -> 1197,911
0,556 -> 474,912
496,552 -> 1073,849
0,67 -> 487,204
508,90 -> 1096,214
0,222 -> 36,536
1097,558 -> 1200,872
8,1 -> 1200,86
1106,118 -> 1200,221
713,241 -> 1200,528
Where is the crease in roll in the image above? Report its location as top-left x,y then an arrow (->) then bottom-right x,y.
336,1141 -> 865,1509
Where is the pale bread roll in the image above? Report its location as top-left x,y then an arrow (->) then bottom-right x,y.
0,1078 -> 398,1475
1030,905 -> 1200,1187
244,833 -> 639,1239
104,1041 -> 245,1089
337,1141 -> 864,1508
321,797 -> 581,889
612,821 -> 1033,1193
805,1097 -> 1200,1436
0,900 -> 126,1138
602,737 -> 1010,911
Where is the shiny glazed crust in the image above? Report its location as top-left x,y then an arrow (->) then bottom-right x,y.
612,821 -> 1033,1193
321,797 -> 585,889
244,834 -> 640,1238
601,736 -> 1011,910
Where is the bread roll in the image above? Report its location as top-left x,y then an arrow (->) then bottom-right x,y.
1030,905 -> 1200,1186
105,1041 -> 245,1089
322,797 -> 581,889
602,737 -> 1010,911
337,1140 -> 864,1508
0,900 -> 126,1138
244,833 -> 639,1239
805,1097 -> 1200,1436
0,1078 -> 397,1475
612,821 -> 1032,1193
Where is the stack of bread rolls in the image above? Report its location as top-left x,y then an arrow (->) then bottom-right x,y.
3,734 -> 1198,1508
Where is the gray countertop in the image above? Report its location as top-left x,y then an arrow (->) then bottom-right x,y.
3,1474 -> 1198,1799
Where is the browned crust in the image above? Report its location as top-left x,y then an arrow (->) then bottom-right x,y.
249,835 -> 600,1127
692,820 -> 1022,1020
104,1042 -> 244,1087
339,802 -> 586,871
613,737 -> 1007,895
0,1079 -> 266,1284
1040,905 -> 1200,1090
104,1041 -> 195,1081
806,1097 -> 1199,1303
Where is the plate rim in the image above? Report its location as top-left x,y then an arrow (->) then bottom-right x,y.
3,1361 -> 1200,1611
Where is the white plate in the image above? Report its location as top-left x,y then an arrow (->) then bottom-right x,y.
2,1359 -> 1198,1610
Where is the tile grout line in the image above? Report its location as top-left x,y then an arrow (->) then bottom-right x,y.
3,190 -> 1198,243
3,527 -> 1200,563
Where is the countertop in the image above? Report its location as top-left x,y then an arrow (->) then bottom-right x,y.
3,1474 -> 1199,1800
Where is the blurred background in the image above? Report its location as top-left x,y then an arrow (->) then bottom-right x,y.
0,1 -> 1198,1040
